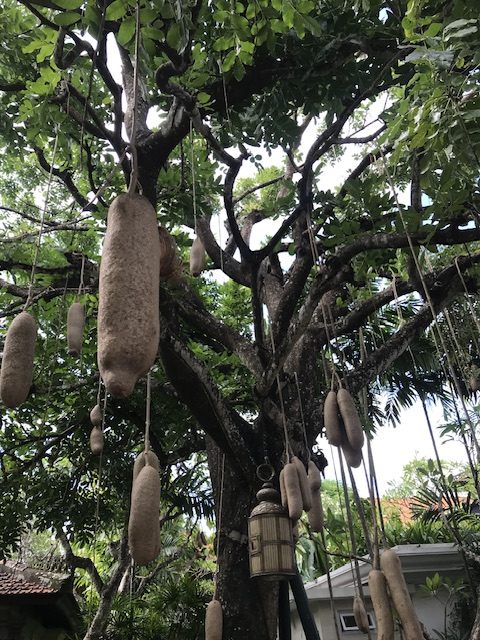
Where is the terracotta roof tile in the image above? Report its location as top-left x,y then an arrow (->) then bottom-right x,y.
0,571 -> 57,596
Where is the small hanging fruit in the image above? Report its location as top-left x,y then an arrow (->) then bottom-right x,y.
190,235 -> 206,277
292,456 -> 312,512
283,462 -> 303,521
158,226 -> 182,281
67,302 -> 85,356
353,595 -> 370,634
90,426 -> 104,456
90,404 -> 102,427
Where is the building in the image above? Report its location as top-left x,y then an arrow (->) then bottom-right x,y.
290,543 -> 465,639
0,562 -> 81,640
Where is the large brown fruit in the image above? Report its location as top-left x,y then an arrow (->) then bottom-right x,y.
98,193 -> 160,398
353,595 -> 370,633
128,464 -> 161,565
307,460 -> 322,491
90,404 -> 103,427
67,302 -> 85,356
307,488 -> 324,532
283,462 -> 303,521
0,311 -> 37,408
205,599 -> 223,640
337,388 -> 364,451
90,426 -> 104,455
341,440 -> 363,468
292,456 -> 312,512
132,449 -> 160,484
189,235 -> 206,277
368,569 -> 394,640
324,391 -> 343,446
158,226 -> 181,281
380,549 -> 423,640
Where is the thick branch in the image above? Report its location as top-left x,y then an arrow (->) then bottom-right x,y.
57,528 -> 104,595
160,327 -> 258,478
346,252 -> 480,392
174,284 -> 263,378
83,527 -> 130,640
196,217 -> 251,286
33,146 -> 88,208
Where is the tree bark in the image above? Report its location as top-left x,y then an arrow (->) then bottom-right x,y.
206,438 -> 279,640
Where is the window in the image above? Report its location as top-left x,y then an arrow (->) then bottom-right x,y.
339,612 -> 376,632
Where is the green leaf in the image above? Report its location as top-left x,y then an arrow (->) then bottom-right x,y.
53,11 -> 81,26
197,92 -> 211,104
117,15 -> 135,45
302,14 -> 322,36
106,0 -> 128,21
52,0 -> 83,8
166,23 -> 181,49
143,26 -> 164,41
213,35 -> 234,51
232,57 -> 245,81
231,14 -> 250,39
282,0 -> 294,28
222,49 -> 237,72
423,22 -> 442,38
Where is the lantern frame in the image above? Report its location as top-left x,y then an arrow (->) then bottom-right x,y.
248,482 -> 296,580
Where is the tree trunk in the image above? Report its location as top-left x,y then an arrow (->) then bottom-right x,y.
207,439 -> 279,640
470,591 -> 480,640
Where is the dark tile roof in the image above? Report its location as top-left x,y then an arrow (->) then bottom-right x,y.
0,566 -> 59,596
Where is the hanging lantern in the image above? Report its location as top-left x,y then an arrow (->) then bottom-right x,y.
248,463 -> 296,580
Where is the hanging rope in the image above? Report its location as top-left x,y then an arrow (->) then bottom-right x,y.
76,254 -> 86,299
294,371 -> 310,461
24,128 -> 60,311
318,491 -> 342,640
358,328 -> 384,562
190,120 -> 198,234
128,0 -> 142,195
329,445 -> 355,580
214,452 -> 225,600
144,371 -> 152,452
269,326 -> 293,463
338,451 -> 373,640
92,386 -> 107,569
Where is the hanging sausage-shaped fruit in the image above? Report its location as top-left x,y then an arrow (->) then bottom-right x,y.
97,193 -> 160,398
0,311 -> 37,408
190,235 -> 206,277
67,302 -> 85,357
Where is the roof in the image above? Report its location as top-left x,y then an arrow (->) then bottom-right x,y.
0,562 -> 82,633
0,570 -> 57,596
0,562 -> 68,598
297,543 -> 464,603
